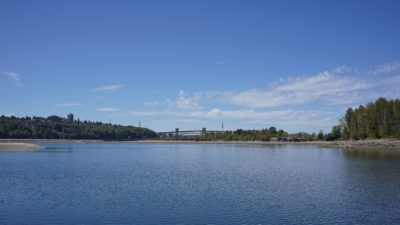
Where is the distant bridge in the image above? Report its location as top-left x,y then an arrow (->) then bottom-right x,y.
156,128 -> 224,137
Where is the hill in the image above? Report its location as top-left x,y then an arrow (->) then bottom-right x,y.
0,115 -> 156,140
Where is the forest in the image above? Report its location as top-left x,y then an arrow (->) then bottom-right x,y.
0,115 -> 156,140
340,97 -> 400,140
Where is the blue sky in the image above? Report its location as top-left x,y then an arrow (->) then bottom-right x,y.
1,0 -> 400,133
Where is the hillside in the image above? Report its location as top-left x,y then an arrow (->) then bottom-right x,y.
0,115 -> 156,140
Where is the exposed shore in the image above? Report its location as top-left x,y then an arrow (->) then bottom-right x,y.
0,142 -> 44,151
318,139 -> 400,149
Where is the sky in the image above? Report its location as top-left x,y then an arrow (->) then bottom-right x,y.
1,0 -> 400,133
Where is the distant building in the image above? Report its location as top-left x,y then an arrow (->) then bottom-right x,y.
67,113 -> 74,123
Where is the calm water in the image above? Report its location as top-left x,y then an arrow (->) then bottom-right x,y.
1,143 -> 400,225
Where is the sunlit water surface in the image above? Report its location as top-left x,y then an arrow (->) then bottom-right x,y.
1,143 -> 400,224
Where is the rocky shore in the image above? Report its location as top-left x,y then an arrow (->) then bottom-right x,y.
319,139 -> 400,149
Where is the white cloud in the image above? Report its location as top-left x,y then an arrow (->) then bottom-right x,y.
1,72 -> 22,87
225,69 -> 370,108
166,90 -> 203,110
187,108 -> 293,120
55,103 -> 83,107
93,84 -> 123,92
111,108 -> 336,132
98,107 -> 119,112
109,61 -> 400,132
114,108 -> 300,121
159,66 -> 376,110
368,61 -> 400,75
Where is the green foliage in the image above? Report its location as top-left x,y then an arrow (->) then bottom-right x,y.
289,132 -> 317,141
336,97 -> 400,140
325,125 -> 342,141
0,115 -> 156,140
317,130 -> 324,140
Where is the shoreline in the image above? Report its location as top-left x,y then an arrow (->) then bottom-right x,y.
136,140 -> 324,145
318,139 -> 400,149
1,139 -> 400,149
0,138 -> 324,145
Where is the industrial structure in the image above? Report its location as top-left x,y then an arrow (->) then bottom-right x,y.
156,128 -> 223,138
67,113 -> 74,123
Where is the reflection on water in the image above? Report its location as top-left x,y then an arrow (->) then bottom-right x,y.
1,143 -> 400,225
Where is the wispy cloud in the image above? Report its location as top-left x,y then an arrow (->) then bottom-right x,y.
1,72 -> 22,87
98,107 -> 120,112
225,68 -> 370,108
368,61 -> 400,75
93,84 -> 123,92
55,102 -> 83,107
113,108 -> 314,121
166,90 -> 203,110
111,108 -> 335,132
162,62 -> 400,109
109,61 -> 400,132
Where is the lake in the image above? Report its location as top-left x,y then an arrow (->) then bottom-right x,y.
1,143 -> 400,224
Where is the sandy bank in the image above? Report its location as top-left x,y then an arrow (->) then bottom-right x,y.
319,139 -> 400,149
0,142 -> 44,151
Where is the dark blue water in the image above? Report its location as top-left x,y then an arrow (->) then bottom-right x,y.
1,143 -> 400,224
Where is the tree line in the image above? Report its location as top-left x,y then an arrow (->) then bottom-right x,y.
329,97 -> 400,140
0,115 -> 156,140
194,127 -> 289,141
162,127 -> 323,142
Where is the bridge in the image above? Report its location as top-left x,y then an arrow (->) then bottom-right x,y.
156,128 -> 223,137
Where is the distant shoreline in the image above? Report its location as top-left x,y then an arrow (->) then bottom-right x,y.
1,139 -> 400,149
137,140 -> 323,145
140,140 -> 400,149
0,138 -> 323,145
